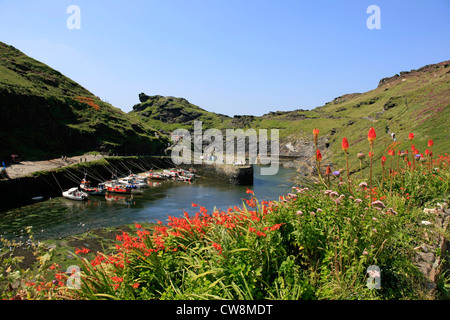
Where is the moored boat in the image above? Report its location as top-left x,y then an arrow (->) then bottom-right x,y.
179,174 -> 194,182
80,177 -> 106,196
118,176 -> 147,188
105,183 -> 132,194
147,170 -> 169,180
63,187 -> 88,201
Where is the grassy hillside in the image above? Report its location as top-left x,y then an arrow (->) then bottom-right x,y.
130,61 -> 449,178
0,42 -> 168,161
129,93 -> 265,133
260,61 -> 450,175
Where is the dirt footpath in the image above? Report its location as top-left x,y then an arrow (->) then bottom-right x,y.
3,154 -> 105,179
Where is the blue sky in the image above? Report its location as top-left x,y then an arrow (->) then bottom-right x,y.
0,0 -> 449,116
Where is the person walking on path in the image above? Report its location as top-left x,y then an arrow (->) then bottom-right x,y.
391,132 -> 396,142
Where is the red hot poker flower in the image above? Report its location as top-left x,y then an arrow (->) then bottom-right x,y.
428,140 -> 434,147
388,150 -> 395,156
326,165 -> 331,175
368,151 -> 374,158
381,156 -> 386,166
409,133 -> 414,141
313,128 -> 319,145
368,127 -> 376,144
342,137 -> 349,153
316,149 -> 322,162
313,128 -> 319,138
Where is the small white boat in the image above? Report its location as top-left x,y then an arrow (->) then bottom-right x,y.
62,187 -> 88,201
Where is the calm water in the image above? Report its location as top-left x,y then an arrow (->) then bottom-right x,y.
0,165 -> 296,240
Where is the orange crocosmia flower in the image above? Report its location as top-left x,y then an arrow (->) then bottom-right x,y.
245,188 -> 254,194
368,127 -> 376,143
212,242 -> 223,255
111,277 -> 123,283
342,137 -> 349,152
316,149 -> 322,162
409,133 -> 414,140
428,140 -> 434,147
75,247 -> 90,254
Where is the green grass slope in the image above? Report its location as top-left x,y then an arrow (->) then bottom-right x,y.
0,42 -> 168,161
261,61 -> 450,174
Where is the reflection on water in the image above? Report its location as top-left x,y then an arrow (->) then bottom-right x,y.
0,165 -> 296,240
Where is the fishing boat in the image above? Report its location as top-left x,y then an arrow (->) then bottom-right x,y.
123,171 -> 148,185
177,169 -> 195,182
118,176 -> 147,188
105,183 -> 132,194
163,169 -> 182,179
147,171 -> 168,180
179,173 -> 195,182
80,176 -> 106,196
62,187 -> 88,201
